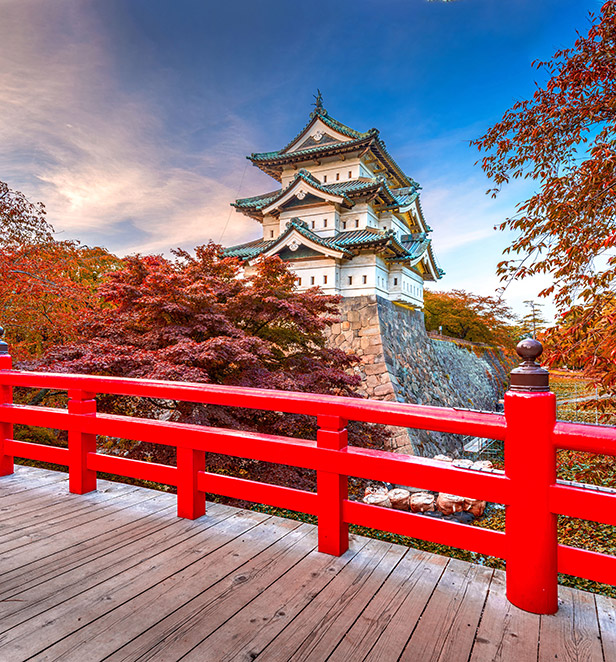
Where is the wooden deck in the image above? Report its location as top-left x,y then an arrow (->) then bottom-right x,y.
0,466 -> 614,662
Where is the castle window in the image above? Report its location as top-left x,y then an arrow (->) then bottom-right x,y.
311,276 -> 315,285
355,219 -> 359,228
348,276 -> 353,285
270,230 -> 274,238
394,278 -> 398,286
348,171 -> 352,179
336,172 -> 340,181
323,174 -> 327,183
323,219 -> 327,227
342,221 -> 347,229
362,275 -> 367,284
311,220 -> 315,229
298,278 -> 302,286
323,275 -> 328,284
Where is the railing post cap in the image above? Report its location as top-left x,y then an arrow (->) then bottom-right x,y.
0,327 -> 8,356
509,338 -> 550,393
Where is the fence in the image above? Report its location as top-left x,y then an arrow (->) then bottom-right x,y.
0,337 -> 615,615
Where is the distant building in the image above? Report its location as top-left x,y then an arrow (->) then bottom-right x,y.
225,94 -> 443,307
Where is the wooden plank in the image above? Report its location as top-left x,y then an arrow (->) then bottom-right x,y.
337,549 -> 448,662
0,502 -> 237,632
0,481 -> 139,543
76,521 -> 323,661
0,487 -> 171,575
596,594 -> 616,662
11,514 -> 297,661
0,469 -> 69,502
0,509 -> 274,659
0,485 -> 153,562
159,535 -> 371,662
0,493 -> 181,596
399,558 -> 493,662
469,570 -> 540,662
0,466 -> 67,491
251,537 -> 406,662
539,586 -> 604,662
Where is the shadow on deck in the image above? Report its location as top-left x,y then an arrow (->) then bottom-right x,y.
0,466 -> 614,662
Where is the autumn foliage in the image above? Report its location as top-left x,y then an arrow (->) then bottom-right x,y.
36,245 -> 388,468
423,289 -> 518,349
473,1 -> 616,393
0,181 -> 119,360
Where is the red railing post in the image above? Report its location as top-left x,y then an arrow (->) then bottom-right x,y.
177,446 -> 206,519
68,389 -> 97,494
0,327 -> 13,476
504,339 -> 558,614
317,414 -> 349,555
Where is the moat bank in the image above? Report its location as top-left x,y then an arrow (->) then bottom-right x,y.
326,296 -> 513,456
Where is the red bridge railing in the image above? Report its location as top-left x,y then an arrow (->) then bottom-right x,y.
0,339 -> 615,616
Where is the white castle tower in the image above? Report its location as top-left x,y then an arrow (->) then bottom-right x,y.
226,93 -> 443,307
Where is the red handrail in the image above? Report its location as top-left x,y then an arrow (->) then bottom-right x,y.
0,354 -> 615,616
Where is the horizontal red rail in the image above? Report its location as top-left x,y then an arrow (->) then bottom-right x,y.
558,545 -> 616,586
4,439 -> 69,466
197,471 -> 319,516
87,453 -> 178,486
0,403 -> 511,504
550,483 -> 616,527
1,365 -> 616,616
553,420 -> 616,456
2,370 -> 507,439
343,500 -> 507,558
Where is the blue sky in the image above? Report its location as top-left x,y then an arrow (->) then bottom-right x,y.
0,0 -> 604,319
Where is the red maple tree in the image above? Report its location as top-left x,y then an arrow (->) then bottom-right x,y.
37,245 -> 388,472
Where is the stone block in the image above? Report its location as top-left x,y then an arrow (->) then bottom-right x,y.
341,321 -> 351,331
358,326 -> 381,336
364,363 -> 387,376
366,375 -> 380,388
374,383 -> 395,397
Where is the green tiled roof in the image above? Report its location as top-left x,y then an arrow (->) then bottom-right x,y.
224,221 -> 431,264
273,107 -> 374,156
250,134 -> 374,163
233,170 -> 405,214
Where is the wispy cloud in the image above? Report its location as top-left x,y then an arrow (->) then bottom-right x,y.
0,0 -> 261,255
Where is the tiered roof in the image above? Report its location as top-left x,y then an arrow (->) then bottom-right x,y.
225,218 -> 443,279
248,104 -> 417,189
233,169 -> 412,220
227,97 -> 444,282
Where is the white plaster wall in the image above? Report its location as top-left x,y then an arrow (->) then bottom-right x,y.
262,215 -> 279,240
279,205 -> 339,238
340,204 -> 378,231
288,258 -> 340,295
389,264 -> 424,307
281,158 -> 363,188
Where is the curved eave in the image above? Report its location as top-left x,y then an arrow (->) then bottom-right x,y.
249,135 -> 376,182
261,172 -> 352,215
367,139 -> 417,190
248,222 -> 353,265
276,108 -> 373,155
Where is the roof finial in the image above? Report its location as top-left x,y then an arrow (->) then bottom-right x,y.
312,89 -> 325,115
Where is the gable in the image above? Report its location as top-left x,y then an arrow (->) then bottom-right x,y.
280,192 -> 326,210
296,132 -> 341,150
285,117 -> 355,154
277,244 -> 324,260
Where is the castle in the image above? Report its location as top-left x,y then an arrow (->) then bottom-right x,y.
225,94 -> 443,307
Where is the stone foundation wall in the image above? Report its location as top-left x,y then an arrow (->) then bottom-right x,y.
326,296 -> 513,457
